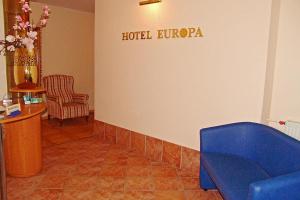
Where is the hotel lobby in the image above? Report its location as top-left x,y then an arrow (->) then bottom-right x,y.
0,0 -> 300,199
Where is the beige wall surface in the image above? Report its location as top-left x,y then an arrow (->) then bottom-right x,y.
0,0 -> 7,98
269,0 -> 300,122
31,3 -> 95,109
94,0 -> 273,150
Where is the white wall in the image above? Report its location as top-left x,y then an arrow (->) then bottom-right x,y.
0,0 -> 7,98
95,0 -> 273,150
31,3 -> 95,109
269,0 -> 300,122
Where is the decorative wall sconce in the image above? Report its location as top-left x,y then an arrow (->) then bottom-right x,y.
139,0 -> 161,6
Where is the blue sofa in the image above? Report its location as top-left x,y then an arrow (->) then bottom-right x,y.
200,122 -> 300,200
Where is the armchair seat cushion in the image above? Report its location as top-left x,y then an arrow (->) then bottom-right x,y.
62,102 -> 89,119
202,153 -> 270,200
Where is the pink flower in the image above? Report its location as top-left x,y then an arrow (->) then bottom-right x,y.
18,22 -> 25,29
40,19 -> 47,26
18,21 -> 30,30
0,2 -> 50,56
43,5 -> 49,11
42,5 -> 50,17
22,2 -> 31,13
43,10 -> 50,17
15,15 -> 22,22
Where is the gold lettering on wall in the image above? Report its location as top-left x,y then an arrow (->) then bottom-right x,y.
122,32 -> 129,40
172,29 -> 180,38
122,27 -> 203,41
122,31 -> 152,40
157,30 -> 164,39
195,28 -> 204,37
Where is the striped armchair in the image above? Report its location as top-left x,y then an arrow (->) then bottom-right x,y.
43,75 -> 89,124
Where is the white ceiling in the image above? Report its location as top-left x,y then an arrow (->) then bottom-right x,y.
31,0 -> 95,13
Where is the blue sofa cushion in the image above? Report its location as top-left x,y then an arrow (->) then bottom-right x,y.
201,152 -> 271,200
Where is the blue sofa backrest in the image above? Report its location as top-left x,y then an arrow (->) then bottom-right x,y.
245,123 -> 300,177
200,122 -> 300,177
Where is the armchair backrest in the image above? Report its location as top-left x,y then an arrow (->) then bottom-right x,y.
43,75 -> 75,103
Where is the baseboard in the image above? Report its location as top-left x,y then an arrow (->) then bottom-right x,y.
94,120 -> 200,177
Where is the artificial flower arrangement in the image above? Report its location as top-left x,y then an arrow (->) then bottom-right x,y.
0,0 -> 50,55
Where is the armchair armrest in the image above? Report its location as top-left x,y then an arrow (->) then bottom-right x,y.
247,171 -> 300,200
46,95 -> 63,107
72,93 -> 89,104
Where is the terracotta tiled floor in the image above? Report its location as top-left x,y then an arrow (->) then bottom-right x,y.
7,116 -> 223,200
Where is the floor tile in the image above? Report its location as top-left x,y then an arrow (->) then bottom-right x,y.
126,166 -> 152,177
125,177 -> 155,191
64,175 -> 98,190
152,166 -> 178,177
181,177 -> 200,190
184,190 -> 220,200
7,116 -> 223,200
61,190 -> 96,200
124,191 -> 155,200
155,190 -> 185,200
91,190 -> 112,200
98,165 -> 126,177
72,162 -> 102,176
127,157 -> 151,166
30,189 -> 63,200
38,174 -> 68,189
110,191 -> 125,200
95,177 -> 125,191
154,177 -> 184,191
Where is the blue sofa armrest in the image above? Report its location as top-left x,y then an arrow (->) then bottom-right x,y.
247,171 -> 300,200
200,122 -> 254,156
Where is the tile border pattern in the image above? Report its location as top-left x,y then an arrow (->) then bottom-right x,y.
94,120 -> 200,177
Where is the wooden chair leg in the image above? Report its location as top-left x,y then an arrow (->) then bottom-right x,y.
48,115 -> 51,120
59,119 -> 63,126
85,116 -> 89,122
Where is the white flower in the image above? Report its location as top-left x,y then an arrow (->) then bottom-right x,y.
6,35 -> 16,43
27,31 -> 37,40
7,45 -> 16,52
21,37 -> 34,51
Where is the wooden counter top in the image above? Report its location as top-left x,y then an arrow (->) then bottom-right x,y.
0,103 -> 46,124
10,87 -> 45,93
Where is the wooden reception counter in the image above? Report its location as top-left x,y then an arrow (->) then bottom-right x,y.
0,103 -> 46,177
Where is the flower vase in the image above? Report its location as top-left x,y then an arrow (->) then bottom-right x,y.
13,48 -> 38,89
